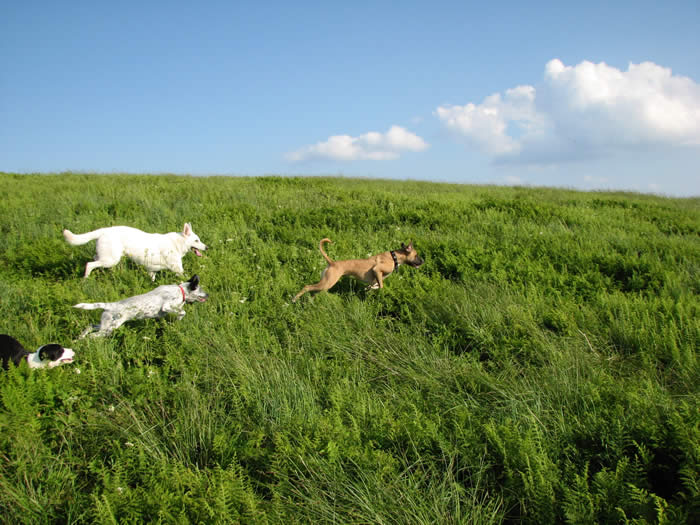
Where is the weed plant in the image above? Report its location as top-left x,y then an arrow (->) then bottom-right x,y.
0,173 -> 698,524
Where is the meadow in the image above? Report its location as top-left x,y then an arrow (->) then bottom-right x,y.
0,172 -> 698,524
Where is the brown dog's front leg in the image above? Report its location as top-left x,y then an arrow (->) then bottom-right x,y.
372,267 -> 384,289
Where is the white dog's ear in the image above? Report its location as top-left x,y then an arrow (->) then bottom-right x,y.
183,223 -> 192,236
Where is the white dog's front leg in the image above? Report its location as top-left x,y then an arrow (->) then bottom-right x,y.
169,259 -> 185,276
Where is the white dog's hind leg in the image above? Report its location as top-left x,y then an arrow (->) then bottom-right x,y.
85,253 -> 122,277
85,237 -> 123,277
85,254 -> 122,277
85,260 -> 112,277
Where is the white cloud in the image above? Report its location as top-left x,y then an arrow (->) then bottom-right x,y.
435,59 -> 700,164
435,86 -> 541,156
286,125 -> 428,162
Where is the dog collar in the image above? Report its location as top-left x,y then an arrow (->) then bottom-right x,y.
390,250 -> 399,270
178,285 -> 186,302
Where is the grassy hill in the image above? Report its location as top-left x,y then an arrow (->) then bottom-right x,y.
0,172 -> 698,524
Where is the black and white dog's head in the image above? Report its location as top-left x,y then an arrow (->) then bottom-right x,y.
0,334 -> 75,370
182,274 -> 209,303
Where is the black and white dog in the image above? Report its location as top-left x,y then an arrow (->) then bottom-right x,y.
74,274 -> 209,338
1,334 -> 75,370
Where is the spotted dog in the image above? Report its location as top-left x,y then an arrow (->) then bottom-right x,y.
74,275 -> 209,338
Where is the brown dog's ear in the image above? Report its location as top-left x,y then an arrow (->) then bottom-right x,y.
407,241 -> 414,250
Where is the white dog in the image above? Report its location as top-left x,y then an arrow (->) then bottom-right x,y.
63,223 -> 207,280
74,274 -> 209,338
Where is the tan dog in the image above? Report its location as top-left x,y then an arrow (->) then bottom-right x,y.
293,238 -> 424,302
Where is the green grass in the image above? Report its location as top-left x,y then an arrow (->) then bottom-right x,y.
0,172 -> 698,524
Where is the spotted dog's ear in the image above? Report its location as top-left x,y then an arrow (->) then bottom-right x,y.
188,274 -> 200,290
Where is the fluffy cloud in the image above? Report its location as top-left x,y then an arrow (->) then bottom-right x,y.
436,59 -> 700,163
286,125 -> 428,162
435,85 -> 540,156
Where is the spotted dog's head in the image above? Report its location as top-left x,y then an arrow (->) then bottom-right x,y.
182,274 -> 209,303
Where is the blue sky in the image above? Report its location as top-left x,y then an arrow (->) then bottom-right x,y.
3,1 -> 700,196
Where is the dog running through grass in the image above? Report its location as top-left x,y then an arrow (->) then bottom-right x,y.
293,238 -> 424,302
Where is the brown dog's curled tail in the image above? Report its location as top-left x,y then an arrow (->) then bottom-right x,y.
319,238 -> 334,265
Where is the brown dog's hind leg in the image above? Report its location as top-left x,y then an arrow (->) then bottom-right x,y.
293,266 -> 342,302
292,284 -> 317,302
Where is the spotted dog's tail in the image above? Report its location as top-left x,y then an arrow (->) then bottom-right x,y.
73,302 -> 108,311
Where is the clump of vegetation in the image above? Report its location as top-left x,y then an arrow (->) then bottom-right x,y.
0,173 -> 698,524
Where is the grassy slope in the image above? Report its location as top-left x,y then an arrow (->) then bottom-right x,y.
0,173 -> 698,524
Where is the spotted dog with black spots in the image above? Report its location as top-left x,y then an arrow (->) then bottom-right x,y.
74,275 -> 209,338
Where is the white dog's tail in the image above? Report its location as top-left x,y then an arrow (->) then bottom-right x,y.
73,302 -> 107,310
63,228 -> 105,246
